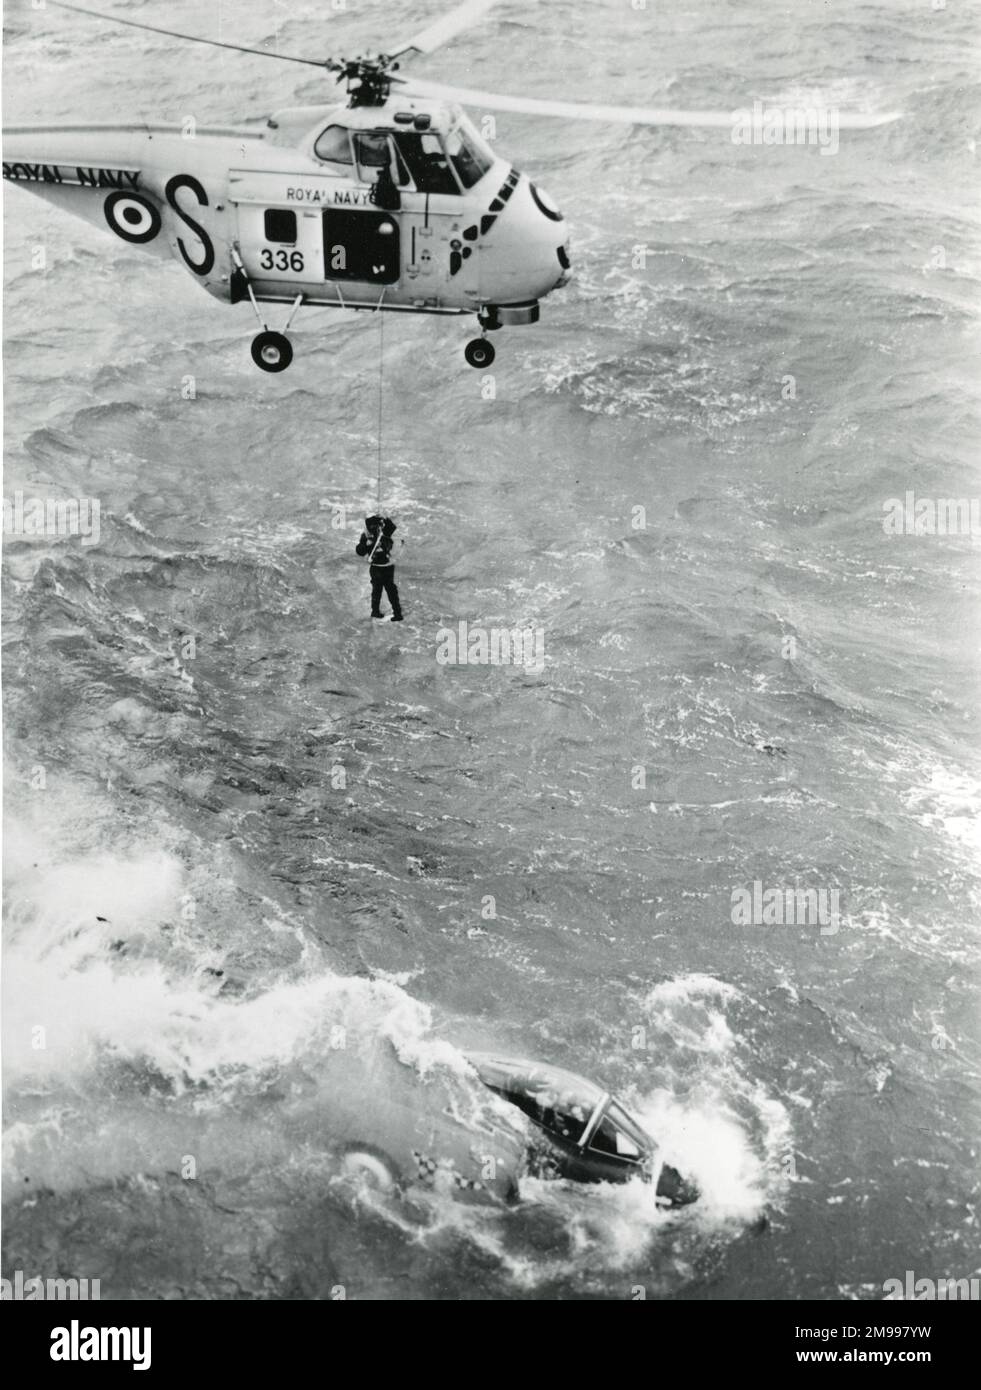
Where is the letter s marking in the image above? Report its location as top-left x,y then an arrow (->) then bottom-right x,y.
165,173 -> 215,276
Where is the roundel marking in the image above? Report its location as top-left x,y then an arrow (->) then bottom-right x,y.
529,182 -> 564,223
104,191 -> 162,244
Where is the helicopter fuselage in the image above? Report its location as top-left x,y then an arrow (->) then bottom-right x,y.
3,96 -> 572,365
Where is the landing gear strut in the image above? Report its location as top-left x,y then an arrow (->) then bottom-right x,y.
465,308 -> 502,369
232,244 -> 304,373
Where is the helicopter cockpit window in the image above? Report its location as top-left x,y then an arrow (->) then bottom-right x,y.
587,1104 -> 644,1161
510,1085 -> 594,1144
313,124 -> 354,167
542,1097 -> 592,1144
445,124 -> 493,189
353,132 -> 411,187
390,131 -> 461,196
354,131 -> 390,171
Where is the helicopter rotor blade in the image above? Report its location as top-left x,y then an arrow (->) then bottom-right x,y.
46,2 -> 335,70
395,77 -> 903,129
388,0 -> 500,61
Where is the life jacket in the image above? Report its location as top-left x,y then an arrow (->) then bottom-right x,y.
356,516 -> 397,566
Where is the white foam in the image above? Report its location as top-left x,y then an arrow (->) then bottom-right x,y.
631,973 -> 793,1219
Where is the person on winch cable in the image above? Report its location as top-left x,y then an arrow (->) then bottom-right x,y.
356,515 -> 403,621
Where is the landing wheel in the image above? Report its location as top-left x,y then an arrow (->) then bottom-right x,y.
465,337 -> 496,369
251,330 -> 293,373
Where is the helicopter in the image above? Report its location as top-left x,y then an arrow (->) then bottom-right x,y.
3,0 -> 901,373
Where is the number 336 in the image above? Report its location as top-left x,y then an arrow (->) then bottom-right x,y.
260,248 -> 304,272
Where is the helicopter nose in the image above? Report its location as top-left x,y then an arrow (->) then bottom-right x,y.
475,170 -> 571,306
528,181 -> 572,287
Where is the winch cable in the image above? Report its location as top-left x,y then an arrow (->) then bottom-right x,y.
376,298 -> 385,513
367,294 -> 387,563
